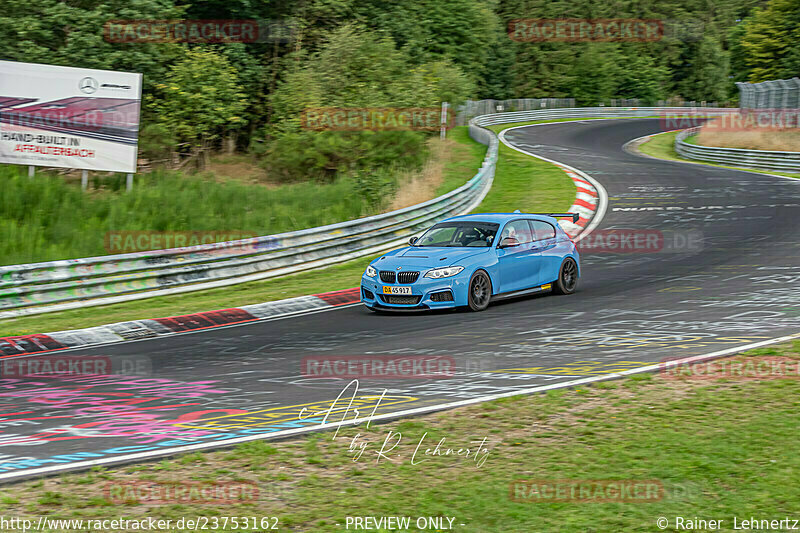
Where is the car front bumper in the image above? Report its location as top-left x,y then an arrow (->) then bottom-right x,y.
360,273 -> 470,310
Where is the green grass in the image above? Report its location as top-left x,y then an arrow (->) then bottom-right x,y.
480,127 -> 574,213
0,165 -> 374,266
7,340 -> 800,531
636,131 -> 800,179
0,121 -> 576,336
1,127 -> 486,269
435,126 -> 488,196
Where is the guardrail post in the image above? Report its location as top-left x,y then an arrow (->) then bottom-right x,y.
126,173 -> 134,191
81,170 -> 88,191
440,102 -> 449,140
28,165 -> 35,178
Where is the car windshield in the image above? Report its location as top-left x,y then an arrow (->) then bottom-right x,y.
415,221 -> 499,248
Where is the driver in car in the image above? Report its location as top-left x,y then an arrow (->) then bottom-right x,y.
500,225 -> 518,243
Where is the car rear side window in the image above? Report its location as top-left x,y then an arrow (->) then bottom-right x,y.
530,220 -> 556,241
500,220 -> 533,244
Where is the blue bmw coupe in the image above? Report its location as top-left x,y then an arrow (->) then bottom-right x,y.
361,212 -> 581,312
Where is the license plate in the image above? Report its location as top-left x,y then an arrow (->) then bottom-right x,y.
383,286 -> 412,295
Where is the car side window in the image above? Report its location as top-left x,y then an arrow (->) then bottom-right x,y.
500,220 -> 533,244
530,220 -> 556,241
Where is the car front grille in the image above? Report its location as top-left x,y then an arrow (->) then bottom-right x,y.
397,271 -> 419,284
380,271 -> 419,284
361,287 -> 375,300
379,294 -> 422,305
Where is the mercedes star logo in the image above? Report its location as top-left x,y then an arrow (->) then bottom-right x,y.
79,77 -> 99,94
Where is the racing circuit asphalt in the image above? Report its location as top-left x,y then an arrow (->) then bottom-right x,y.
2,118 -> 799,480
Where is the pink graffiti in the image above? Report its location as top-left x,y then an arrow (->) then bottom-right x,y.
0,376 -> 229,398
69,408 -> 248,443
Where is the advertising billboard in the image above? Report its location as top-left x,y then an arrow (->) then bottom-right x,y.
0,60 -> 142,173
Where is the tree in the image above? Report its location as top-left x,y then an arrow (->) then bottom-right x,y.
262,25 -> 472,181
269,24 -> 473,125
677,36 -> 731,102
615,53 -> 670,104
150,49 -> 248,165
359,0 -> 499,83
571,45 -> 622,105
0,0 -> 184,99
739,0 -> 800,81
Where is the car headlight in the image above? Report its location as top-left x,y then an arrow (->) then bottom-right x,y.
365,265 -> 377,277
424,266 -> 464,279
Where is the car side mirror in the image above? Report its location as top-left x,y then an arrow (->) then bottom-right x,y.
408,236 -> 418,246
499,237 -> 520,248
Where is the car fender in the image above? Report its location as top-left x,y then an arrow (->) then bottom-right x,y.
460,253 -> 500,295
562,252 -> 581,278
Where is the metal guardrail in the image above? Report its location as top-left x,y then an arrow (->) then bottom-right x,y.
0,130 -> 499,317
675,127 -> 800,173
456,99 -> 721,126
736,77 -> 800,110
470,106 -> 735,127
456,98 -> 576,126
1,106 -> 741,317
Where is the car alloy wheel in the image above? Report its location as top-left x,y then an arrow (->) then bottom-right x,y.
468,270 -> 491,311
554,258 -> 578,294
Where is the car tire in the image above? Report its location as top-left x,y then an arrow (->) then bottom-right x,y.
468,270 -> 492,311
553,258 -> 578,295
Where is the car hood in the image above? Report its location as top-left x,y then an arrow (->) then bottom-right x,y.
373,247 -> 490,270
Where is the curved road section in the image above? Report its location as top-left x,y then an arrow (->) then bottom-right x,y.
1,119 -> 798,481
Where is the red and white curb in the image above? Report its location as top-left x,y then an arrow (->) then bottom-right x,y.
0,288 -> 362,358
497,124 -> 608,242
555,164 -> 599,239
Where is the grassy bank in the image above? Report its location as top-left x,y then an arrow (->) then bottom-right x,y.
635,131 -> 799,179
0,165 -> 368,266
6,340 -> 799,531
0,128 -> 482,267
481,120 -> 579,213
0,121 -> 576,336
696,117 -> 800,152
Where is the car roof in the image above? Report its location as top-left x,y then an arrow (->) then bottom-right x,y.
441,213 -> 559,224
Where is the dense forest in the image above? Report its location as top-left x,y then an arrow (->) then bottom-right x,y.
1,0 -> 797,180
